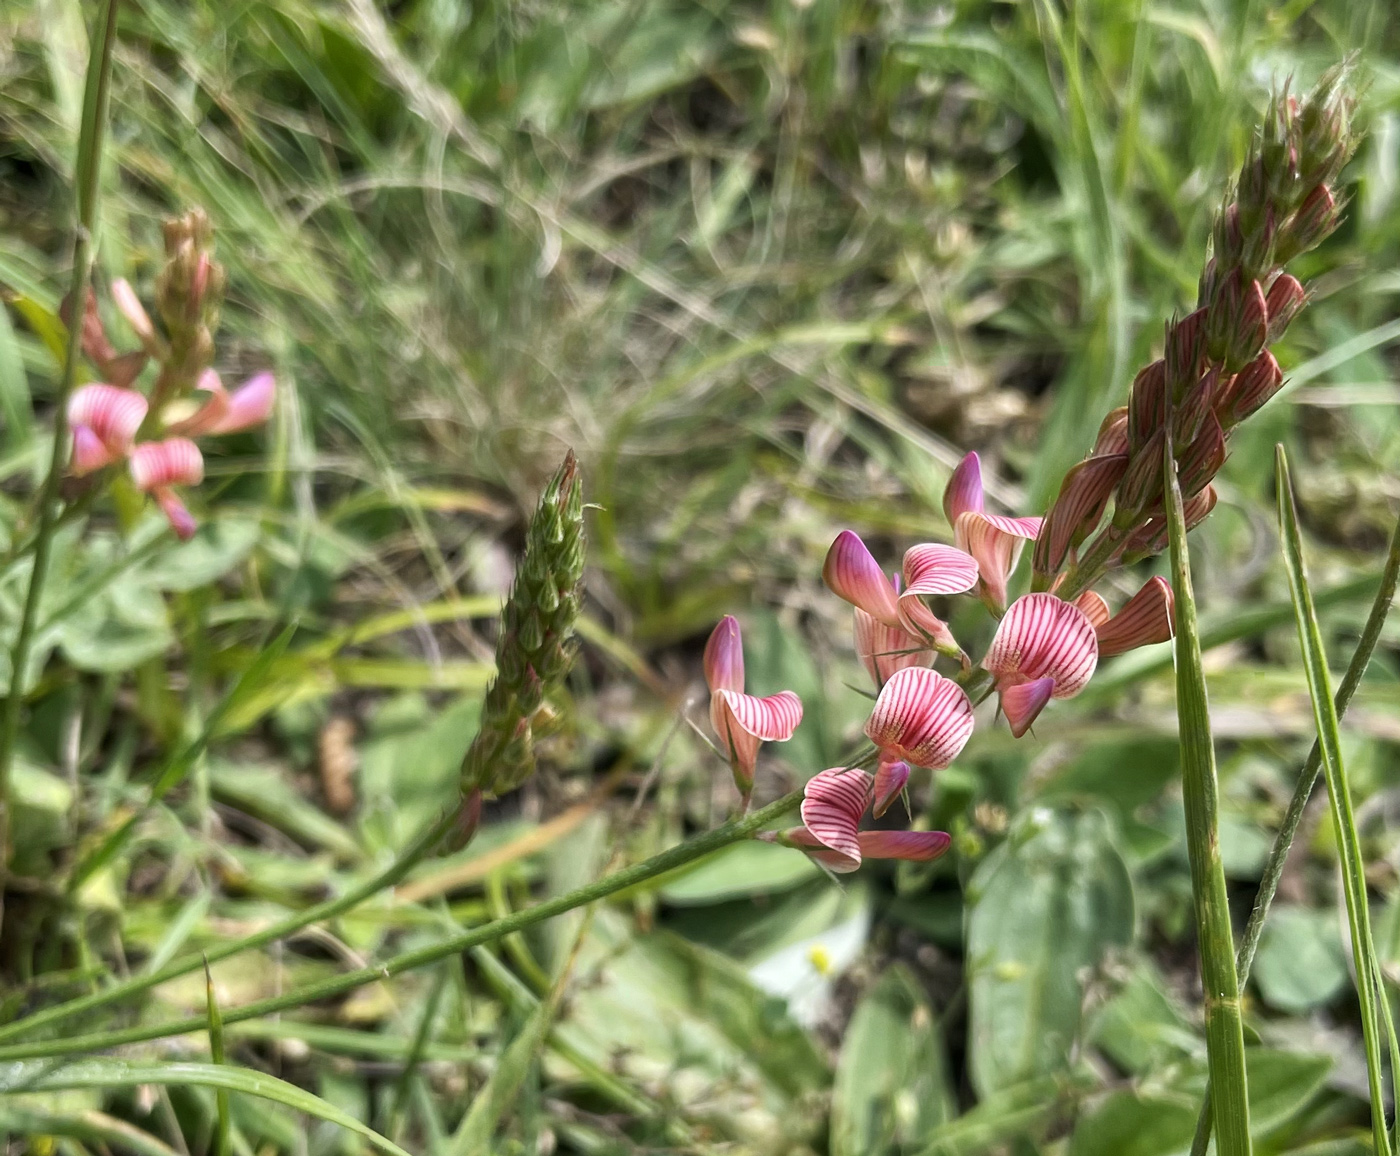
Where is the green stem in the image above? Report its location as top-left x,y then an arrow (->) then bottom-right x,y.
1165,437 -> 1252,1156
0,790 -> 801,1061
1189,500 -> 1400,1156
0,0 -> 121,877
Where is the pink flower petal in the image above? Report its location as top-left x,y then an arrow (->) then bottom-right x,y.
1073,590 -> 1111,629
896,543 -> 978,646
703,615 -> 745,695
853,608 -> 932,688
783,826 -> 862,874
70,425 -> 115,475
1096,576 -> 1175,657
710,688 -> 803,794
999,676 -> 1055,737
154,487 -> 198,541
823,530 -> 900,626
210,371 -> 276,434
984,593 -> 1098,700
67,383 -> 148,455
872,758 -> 910,818
943,452 -> 984,525
165,369 -> 231,436
857,829 -> 951,863
111,278 -> 157,347
800,768 -> 872,871
954,512 -> 1041,612
864,666 -> 975,769
129,438 -> 205,491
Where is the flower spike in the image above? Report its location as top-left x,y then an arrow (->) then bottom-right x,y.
864,666 -> 975,769
824,530 -> 900,626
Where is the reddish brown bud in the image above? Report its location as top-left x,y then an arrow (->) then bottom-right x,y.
1035,453 -> 1129,577
1265,274 -> 1306,342
1113,430 -> 1166,527
1129,361 -> 1167,453
1286,184 -> 1339,256
1232,279 -> 1268,369
1120,487 -> 1216,564
1178,415 -> 1226,498
1165,309 -> 1207,393
1093,407 -> 1129,457
1218,350 -> 1283,428
1173,367 -> 1220,450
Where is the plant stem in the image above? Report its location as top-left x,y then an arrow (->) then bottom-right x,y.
0,0 -> 121,882
1188,500 -> 1400,1156
1165,436 -> 1252,1156
1276,445 -> 1392,1155
0,789 -> 801,1061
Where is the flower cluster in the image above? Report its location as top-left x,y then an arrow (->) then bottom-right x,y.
61,209 -> 275,539
699,72 -> 1353,876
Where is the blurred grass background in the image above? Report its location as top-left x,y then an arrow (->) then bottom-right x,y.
2,0 -> 1400,1152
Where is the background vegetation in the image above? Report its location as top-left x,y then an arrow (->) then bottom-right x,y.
1,0 -> 1399,1151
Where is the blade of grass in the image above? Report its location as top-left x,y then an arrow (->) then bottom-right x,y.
0,789 -> 802,1061
1165,428 -> 1252,1156
1189,500 -> 1400,1156
1275,444 -> 1392,1155
204,958 -> 231,1156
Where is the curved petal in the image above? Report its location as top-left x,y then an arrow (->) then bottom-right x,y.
111,278 -> 157,347
1096,576 -> 1175,657
800,768 -> 872,870
897,543 -> 978,646
715,689 -> 803,741
984,593 -> 1098,699
210,371 -> 276,434
853,608 -> 932,688
129,438 -> 204,491
1073,590 -> 1111,629
154,487 -> 198,541
165,369 -> 231,436
703,615 -> 745,694
783,826 -> 861,874
943,451 -> 984,525
955,512 -> 1040,612
864,667 -> 975,769
1000,676 -> 1054,738
70,425 -> 115,475
872,759 -> 910,818
1093,407 -> 1130,457
67,383 -> 148,454
823,530 -> 900,626
857,829 -> 951,863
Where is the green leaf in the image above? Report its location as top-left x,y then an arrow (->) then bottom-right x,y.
966,808 -> 1133,1096
145,517 -> 261,591
831,964 -> 953,1156
1252,905 -> 1349,1014
0,1060 -> 412,1156
1087,959 -> 1199,1075
0,303 -> 33,457
658,839 -> 820,905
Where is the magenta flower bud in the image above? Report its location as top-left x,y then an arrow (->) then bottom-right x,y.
864,666 -> 975,770
943,451 -> 985,525
703,615 -> 745,695
1165,308 -> 1207,392
67,384 -> 149,475
1230,278 -> 1269,369
1113,431 -> 1166,526
1128,361 -> 1166,453
1265,274 -> 1307,342
1095,576 -> 1175,657
1172,366 -> 1221,450
872,758 -> 910,818
824,530 -> 900,627
1034,453 -> 1128,577
1288,184 -> 1338,254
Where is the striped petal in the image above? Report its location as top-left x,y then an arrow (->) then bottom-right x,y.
1073,590 -> 1111,628
1093,407 -> 1130,457
1096,576 -> 1175,657
711,688 -> 802,794
210,371 -> 276,434
984,592 -> 1098,700
783,826 -> 862,874
864,666 -> 975,769
943,451 -> 984,524
1000,676 -> 1054,738
954,511 -> 1041,612
129,438 -> 204,491
703,615 -> 745,694
897,543 -> 978,646
1034,454 -> 1128,577
70,425 -> 115,475
68,383 -> 148,459
857,829 -> 951,863
824,530 -> 900,626
853,608 -> 932,689
799,767 -> 873,872
872,758 -> 910,818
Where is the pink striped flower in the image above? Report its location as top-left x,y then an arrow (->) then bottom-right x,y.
823,530 -> 977,654
1095,576 -> 1175,656
782,767 -> 951,874
169,369 -> 276,437
703,616 -> 803,801
984,593 -> 1098,737
864,666 -> 975,769
943,453 -> 1042,612
67,384 -> 149,475
130,438 -> 204,540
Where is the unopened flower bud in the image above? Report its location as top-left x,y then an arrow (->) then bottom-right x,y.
1178,415 -> 1226,498
1113,430 -> 1166,527
1129,361 -> 1166,453
1283,184 -> 1339,259
1165,309 -> 1206,395
1172,367 -> 1220,450
1093,407 -> 1129,457
1217,350 -> 1283,429
1033,453 -> 1127,578
1264,274 -> 1306,342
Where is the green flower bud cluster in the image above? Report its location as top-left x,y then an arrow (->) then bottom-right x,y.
461,451 -> 586,799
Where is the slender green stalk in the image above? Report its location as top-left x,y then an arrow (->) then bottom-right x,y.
1165,436 -> 1252,1156
0,0 -> 121,878
0,790 -> 801,1061
0,804 -> 460,1043
1276,445 -> 1392,1154
204,959 -> 232,1156
1189,500 -> 1400,1156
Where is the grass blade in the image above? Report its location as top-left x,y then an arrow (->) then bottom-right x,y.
1275,444 -> 1392,1155
205,958 -> 231,1156
1165,428 -> 1252,1155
